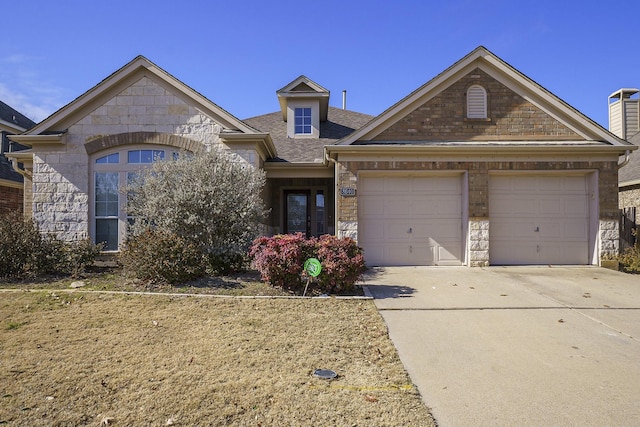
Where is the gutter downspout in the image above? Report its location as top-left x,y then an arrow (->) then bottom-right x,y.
618,149 -> 631,169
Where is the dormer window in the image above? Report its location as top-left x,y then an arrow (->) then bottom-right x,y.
277,75 -> 330,139
295,108 -> 312,134
467,85 -> 487,119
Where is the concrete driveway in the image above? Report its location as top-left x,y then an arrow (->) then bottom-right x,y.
363,267 -> 640,426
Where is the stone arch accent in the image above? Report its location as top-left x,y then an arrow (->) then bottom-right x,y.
84,132 -> 205,155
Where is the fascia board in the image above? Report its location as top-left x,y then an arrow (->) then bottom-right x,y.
276,75 -> 330,94
0,120 -> 27,134
8,134 -> 65,146
0,178 -> 23,189
337,47 -> 630,148
336,49 -> 486,145
264,162 -> 333,178
27,56 -> 256,135
326,143 -> 632,156
219,132 -> 277,159
477,57 -> 630,146
620,178 -> 640,188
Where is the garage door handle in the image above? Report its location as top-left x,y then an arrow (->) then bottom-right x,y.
408,227 -> 412,234
535,226 -> 539,232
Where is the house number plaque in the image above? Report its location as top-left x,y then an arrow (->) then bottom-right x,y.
340,187 -> 356,197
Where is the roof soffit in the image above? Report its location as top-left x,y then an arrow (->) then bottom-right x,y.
25,56 -> 258,136
337,47 -> 630,147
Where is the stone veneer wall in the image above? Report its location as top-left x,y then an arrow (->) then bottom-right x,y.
619,185 -> 640,209
337,159 -> 619,265
31,77 -> 238,242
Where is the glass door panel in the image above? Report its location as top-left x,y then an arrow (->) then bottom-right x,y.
284,191 -> 310,235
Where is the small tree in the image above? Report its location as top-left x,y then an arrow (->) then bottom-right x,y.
125,147 -> 267,276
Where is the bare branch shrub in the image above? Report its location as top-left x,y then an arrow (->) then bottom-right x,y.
124,147 -> 267,277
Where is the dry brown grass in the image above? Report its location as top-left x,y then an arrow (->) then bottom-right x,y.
0,289 -> 435,426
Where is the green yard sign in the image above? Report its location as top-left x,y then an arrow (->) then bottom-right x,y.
304,258 -> 322,277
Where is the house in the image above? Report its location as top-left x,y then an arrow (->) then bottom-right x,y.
0,101 -> 35,215
609,88 -> 640,247
7,46 -> 635,266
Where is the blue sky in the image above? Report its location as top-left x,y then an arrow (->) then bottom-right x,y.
1,0 -> 638,129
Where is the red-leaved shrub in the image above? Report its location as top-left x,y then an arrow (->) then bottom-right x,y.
249,233 -> 366,294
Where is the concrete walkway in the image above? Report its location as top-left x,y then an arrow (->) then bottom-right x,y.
363,266 -> 640,426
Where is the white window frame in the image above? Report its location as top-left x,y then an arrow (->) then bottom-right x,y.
294,107 -> 313,135
467,85 -> 488,119
90,145 -> 179,251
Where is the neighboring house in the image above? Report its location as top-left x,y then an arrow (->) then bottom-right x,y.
7,47 -> 635,266
0,101 -> 35,215
609,88 -> 640,247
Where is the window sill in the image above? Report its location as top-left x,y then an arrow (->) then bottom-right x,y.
464,118 -> 491,122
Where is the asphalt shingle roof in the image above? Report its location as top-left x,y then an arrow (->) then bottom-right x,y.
0,100 -> 35,130
244,107 -> 373,163
0,100 -> 35,184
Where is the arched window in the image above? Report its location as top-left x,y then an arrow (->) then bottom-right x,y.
91,145 -> 180,251
467,85 -> 487,119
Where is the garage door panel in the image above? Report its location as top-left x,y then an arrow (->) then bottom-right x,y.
491,243 -> 539,265
358,197 -> 384,215
359,220 -> 385,240
359,174 -> 463,266
541,243 -> 588,264
491,197 -> 537,215
489,174 -> 590,265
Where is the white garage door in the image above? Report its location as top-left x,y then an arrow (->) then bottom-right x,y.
358,174 -> 463,266
489,174 -> 591,265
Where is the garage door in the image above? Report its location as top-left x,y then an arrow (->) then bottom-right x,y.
358,174 -> 463,266
489,174 -> 590,265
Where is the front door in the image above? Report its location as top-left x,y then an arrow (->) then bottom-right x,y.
284,190 -> 310,236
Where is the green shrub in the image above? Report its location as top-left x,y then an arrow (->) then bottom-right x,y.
119,229 -> 206,284
0,212 -> 102,279
249,233 -> 366,294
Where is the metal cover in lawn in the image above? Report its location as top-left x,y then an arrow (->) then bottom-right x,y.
313,369 -> 337,379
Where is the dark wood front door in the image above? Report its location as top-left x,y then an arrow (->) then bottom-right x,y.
284,190 -> 310,236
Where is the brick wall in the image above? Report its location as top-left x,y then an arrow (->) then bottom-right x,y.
373,69 -> 581,141
0,185 -> 23,215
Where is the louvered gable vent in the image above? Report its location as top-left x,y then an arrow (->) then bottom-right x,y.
467,85 -> 487,118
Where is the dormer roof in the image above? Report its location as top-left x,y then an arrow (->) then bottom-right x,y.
276,75 -> 330,121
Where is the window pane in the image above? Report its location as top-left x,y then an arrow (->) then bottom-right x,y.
96,218 -> 118,251
316,191 -> 325,235
294,108 -> 312,134
141,150 -> 153,163
286,193 -> 308,234
95,172 -> 119,217
128,150 -> 140,164
96,153 -> 119,164
128,149 -> 165,163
